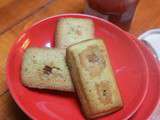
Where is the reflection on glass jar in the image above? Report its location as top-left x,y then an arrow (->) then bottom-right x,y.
85,0 -> 139,30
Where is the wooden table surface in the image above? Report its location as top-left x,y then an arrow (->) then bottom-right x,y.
0,0 -> 160,119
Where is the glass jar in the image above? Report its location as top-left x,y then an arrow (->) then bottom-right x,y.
85,0 -> 139,30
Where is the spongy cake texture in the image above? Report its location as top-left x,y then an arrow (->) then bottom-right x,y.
21,47 -> 74,91
66,39 -> 123,119
55,17 -> 95,48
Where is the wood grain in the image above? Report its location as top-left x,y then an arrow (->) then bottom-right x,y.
0,30 -> 16,95
0,0 -> 85,119
0,92 -> 29,120
0,0 -> 52,34
0,0 -> 85,93
23,0 -> 86,30
129,0 -> 160,36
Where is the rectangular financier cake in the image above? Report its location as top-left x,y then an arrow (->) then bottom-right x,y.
21,47 -> 74,92
66,39 -> 123,119
55,17 -> 95,48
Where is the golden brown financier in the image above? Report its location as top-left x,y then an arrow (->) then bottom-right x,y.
66,39 -> 123,119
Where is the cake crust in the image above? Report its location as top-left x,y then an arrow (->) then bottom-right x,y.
66,39 -> 123,119
21,47 -> 74,92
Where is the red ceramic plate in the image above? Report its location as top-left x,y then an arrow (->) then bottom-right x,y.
128,38 -> 160,120
6,14 -> 149,120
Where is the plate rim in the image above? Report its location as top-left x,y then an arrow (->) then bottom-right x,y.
127,34 -> 160,119
6,13 -> 150,120
138,41 -> 160,119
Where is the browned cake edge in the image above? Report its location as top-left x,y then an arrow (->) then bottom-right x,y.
66,47 -> 96,118
66,39 -> 123,119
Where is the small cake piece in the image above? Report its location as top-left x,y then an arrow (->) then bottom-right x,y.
21,47 -> 74,92
55,18 -> 95,48
66,39 -> 123,119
